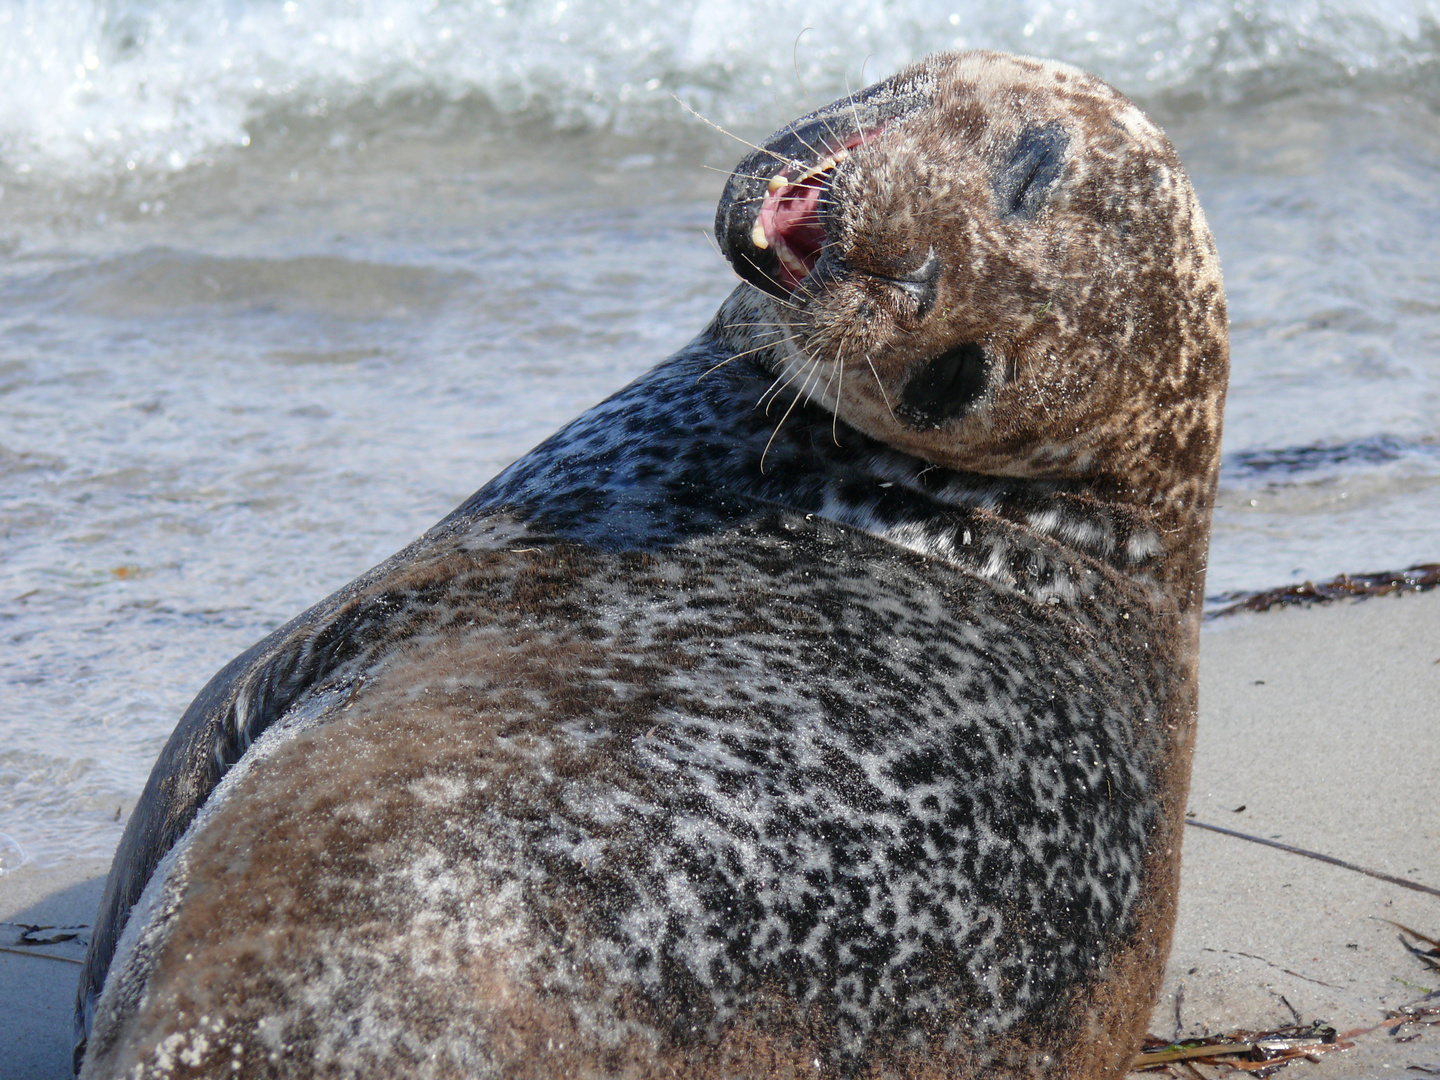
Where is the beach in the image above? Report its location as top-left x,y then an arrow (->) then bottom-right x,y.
1154,588 -> 1440,1076
5,587 -> 1437,1079
3,1 -> 1440,1075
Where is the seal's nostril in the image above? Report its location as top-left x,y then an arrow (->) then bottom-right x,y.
880,247 -> 940,317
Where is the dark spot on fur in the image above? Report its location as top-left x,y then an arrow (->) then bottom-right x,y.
896,342 -> 989,428
995,123 -> 1069,218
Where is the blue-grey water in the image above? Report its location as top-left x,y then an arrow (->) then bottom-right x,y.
3,0 -> 1439,870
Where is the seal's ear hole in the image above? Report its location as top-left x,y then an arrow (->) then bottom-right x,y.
896,341 -> 989,429
995,123 -> 1069,218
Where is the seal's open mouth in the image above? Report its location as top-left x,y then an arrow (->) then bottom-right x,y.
750,152 -> 842,292
715,76 -> 927,302
748,129 -> 878,292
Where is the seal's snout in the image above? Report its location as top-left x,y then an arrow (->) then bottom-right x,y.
714,75 -> 930,299
726,128 -> 877,298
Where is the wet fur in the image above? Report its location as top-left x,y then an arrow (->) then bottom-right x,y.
78,51 -> 1226,1080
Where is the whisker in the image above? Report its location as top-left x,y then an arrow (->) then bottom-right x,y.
798,352 -> 828,405
866,355 -> 898,420
812,345 -> 837,401
817,117 -> 851,154
715,323 -> 787,342
756,374 -> 788,411
757,360 -> 808,412
725,175 -> 835,205
740,279 -> 805,313
701,228 -> 724,259
724,168 -> 787,188
789,129 -> 826,161
761,355 -> 828,472
672,95 -> 787,164
723,189 -> 838,215
843,75 -> 866,139
700,336 -> 787,379
792,29 -> 813,104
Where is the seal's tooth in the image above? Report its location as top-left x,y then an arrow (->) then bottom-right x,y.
796,155 -> 838,186
764,146 -> 847,199
751,222 -> 770,250
776,241 -> 807,275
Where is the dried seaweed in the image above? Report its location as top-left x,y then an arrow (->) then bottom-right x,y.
1387,1002 -> 1440,1027
1131,1022 -> 1350,1078
1131,994 -> 1440,1078
1207,563 -> 1440,618
3,921 -> 84,946
1383,922 -> 1440,973
0,921 -> 90,965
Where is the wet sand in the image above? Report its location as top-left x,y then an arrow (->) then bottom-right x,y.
4,588 -> 1438,1080
0,857 -> 106,1080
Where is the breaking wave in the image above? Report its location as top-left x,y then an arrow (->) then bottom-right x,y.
3,0 -> 1439,179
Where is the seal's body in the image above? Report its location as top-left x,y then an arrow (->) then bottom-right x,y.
77,51 -> 1227,1080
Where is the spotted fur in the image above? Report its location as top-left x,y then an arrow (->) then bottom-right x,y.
77,50 -> 1226,1080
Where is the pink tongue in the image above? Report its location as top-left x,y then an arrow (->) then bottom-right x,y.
770,182 -> 826,290
756,130 -> 878,292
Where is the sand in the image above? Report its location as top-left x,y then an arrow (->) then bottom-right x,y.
1146,586 -> 1440,1077
0,857 -> 108,1079
3,588 -> 1437,1080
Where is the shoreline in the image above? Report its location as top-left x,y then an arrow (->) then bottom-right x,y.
4,588 -> 1438,1080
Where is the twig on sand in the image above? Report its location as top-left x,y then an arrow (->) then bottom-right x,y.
1184,820 -> 1440,899
0,944 -> 83,964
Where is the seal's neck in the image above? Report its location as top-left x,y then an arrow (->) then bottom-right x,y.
702,341 -> 1213,620
467,321 -> 1215,624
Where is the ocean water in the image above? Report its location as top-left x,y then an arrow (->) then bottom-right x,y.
2,0 -> 1439,869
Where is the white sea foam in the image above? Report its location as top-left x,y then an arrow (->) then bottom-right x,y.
1,0 -> 1438,179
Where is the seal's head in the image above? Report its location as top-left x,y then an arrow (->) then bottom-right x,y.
716,50 -> 1227,515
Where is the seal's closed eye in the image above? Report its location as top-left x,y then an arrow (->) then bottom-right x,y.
896,341 -> 989,428
996,122 -> 1069,218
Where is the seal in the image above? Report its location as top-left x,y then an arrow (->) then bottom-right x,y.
75,50 -> 1227,1080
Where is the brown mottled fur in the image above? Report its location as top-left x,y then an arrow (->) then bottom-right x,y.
81,50 -> 1226,1080
86,545 -> 1197,1080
